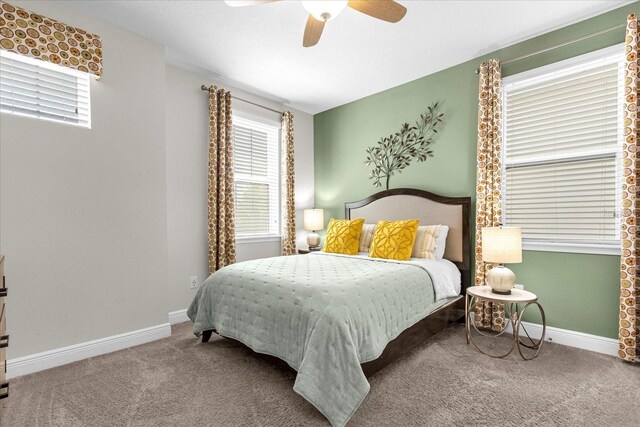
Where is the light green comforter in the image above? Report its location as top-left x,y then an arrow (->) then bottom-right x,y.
188,253 -> 457,426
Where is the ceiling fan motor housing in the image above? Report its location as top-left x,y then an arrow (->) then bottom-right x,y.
302,0 -> 348,22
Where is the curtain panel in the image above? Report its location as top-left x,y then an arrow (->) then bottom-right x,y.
0,1 -> 102,77
281,111 -> 296,256
619,13 -> 639,363
207,86 -> 237,274
474,59 -> 505,331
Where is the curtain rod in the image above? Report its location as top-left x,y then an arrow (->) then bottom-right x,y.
200,85 -> 284,115
474,23 -> 626,74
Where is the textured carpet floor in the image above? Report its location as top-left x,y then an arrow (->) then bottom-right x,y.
3,322 -> 639,426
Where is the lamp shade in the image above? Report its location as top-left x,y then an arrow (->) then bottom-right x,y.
304,209 -> 324,231
482,227 -> 522,264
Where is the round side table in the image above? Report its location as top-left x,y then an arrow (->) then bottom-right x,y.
465,285 -> 546,360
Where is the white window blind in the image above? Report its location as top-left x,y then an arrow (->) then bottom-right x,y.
233,116 -> 280,238
502,45 -> 624,254
0,49 -> 90,128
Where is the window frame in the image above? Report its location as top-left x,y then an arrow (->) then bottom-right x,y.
232,113 -> 282,243
0,49 -> 91,128
501,43 -> 625,256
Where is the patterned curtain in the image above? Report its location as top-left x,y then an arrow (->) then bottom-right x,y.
619,13 -> 639,363
207,86 -> 236,274
281,111 -> 296,255
474,59 -> 505,332
0,1 -> 103,78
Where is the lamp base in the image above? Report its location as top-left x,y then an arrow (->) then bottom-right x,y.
486,264 -> 516,294
307,231 -> 321,251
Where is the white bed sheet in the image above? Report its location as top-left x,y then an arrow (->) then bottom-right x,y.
310,251 -> 461,300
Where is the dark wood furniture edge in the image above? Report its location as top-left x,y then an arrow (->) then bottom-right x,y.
202,330 -> 213,343
361,297 -> 465,377
0,382 -> 8,399
0,255 -> 6,406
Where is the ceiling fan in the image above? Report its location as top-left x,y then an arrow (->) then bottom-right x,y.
224,0 -> 407,47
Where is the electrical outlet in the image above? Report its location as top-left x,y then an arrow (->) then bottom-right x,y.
514,284 -> 524,290
190,276 -> 198,289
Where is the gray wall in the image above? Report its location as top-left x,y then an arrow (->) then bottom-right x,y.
0,1 -> 314,359
165,64 -> 314,313
0,1 -> 169,358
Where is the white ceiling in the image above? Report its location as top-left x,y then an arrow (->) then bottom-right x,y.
59,0 -> 631,114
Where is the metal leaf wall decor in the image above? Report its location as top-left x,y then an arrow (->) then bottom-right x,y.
365,103 -> 445,189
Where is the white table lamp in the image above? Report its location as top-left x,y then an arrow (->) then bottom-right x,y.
482,227 -> 522,295
304,209 -> 324,251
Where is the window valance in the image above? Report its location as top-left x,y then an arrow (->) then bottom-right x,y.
0,1 -> 102,78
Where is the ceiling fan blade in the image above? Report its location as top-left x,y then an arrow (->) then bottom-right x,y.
303,15 -> 325,47
347,0 -> 407,23
224,0 -> 280,7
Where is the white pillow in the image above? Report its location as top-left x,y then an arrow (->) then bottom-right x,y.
411,225 -> 441,259
433,225 -> 449,259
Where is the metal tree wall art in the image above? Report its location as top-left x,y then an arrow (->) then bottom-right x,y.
365,103 -> 445,189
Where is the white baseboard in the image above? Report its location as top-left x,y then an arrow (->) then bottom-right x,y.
504,320 -> 619,357
168,309 -> 190,325
7,323 -> 171,379
6,311 -> 621,380
469,312 -> 618,357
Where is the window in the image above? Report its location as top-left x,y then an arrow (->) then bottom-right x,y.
502,45 -> 624,255
0,50 -> 90,128
233,116 -> 280,239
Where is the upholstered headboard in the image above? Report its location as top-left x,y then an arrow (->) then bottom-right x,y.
345,188 -> 471,288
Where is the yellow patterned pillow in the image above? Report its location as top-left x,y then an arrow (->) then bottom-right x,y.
323,218 -> 365,255
359,223 -> 376,252
411,225 -> 442,259
369,220 -> 420,261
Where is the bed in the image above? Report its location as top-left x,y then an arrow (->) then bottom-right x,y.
188,188 -> 470,427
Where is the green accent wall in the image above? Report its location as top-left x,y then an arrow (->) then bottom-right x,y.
314,3 -> 639,339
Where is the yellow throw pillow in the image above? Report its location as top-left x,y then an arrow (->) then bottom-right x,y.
359,223 -> 376,253
411,225 -> 443,259
323,218 -> 365,255
369,220 -> 420,261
